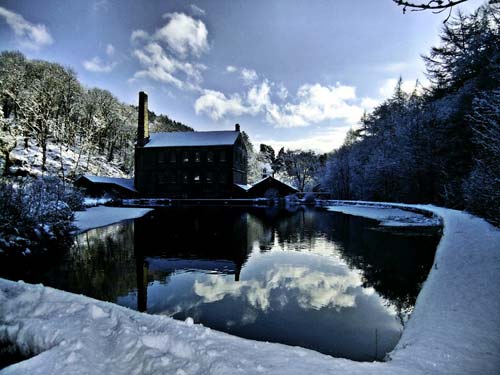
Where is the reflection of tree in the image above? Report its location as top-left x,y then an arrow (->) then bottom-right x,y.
248,207 -> 440,314
44,222 -> 138,302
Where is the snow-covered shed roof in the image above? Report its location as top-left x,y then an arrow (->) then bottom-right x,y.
76,175 -> 137,192
144,131 -> 240,148
249,176 -> 298,192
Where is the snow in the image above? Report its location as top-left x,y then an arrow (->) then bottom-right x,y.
144,131 -> 239,148
324,204 -> 440,227
1,203 -> 499,374
73,206 -> 153,232
8,138 -> 129,179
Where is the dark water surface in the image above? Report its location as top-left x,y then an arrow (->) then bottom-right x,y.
1,206 -> 440,361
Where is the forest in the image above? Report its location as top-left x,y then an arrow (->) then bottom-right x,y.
319,6 -> 499,224
0,52 -> 192,178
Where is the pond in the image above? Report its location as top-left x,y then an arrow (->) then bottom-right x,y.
0,206 -> 440,362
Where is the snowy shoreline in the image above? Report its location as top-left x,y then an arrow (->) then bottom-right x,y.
1,203 -> 499,374
73,206 -> 153,233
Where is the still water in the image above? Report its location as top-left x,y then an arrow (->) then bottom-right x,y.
3,206 -> 440,361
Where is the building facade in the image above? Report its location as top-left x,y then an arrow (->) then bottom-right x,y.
134,92 -> 248,198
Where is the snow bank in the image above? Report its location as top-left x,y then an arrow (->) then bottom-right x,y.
73,206 -> 152,232
1,204 -> 499,374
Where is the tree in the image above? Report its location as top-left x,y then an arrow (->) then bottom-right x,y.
280,150 -> 320,191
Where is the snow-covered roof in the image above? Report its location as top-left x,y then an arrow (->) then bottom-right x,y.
78,175 -> 137,192
234,183 -> 252,191
249,176 -> 298,192
144,131 -> 240,148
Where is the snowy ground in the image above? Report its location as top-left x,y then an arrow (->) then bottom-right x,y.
1,203 -> 499,374
73,206 -> 153,232
323,202 -> 441,227
8,138 -> 129,179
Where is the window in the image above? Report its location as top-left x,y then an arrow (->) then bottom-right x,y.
195,152 -> 201,162
169,151 -> 176,163
158,172 -> 167,185
220,151 -> 226,162
207,151 -> 214,163
206,172 -> 213,183
168,173 -> 176,184
183,152 -> 189,163
194,174 -> 201,183
158,151 -> 165,164
219,173 -> 226,184
183,173 -> 189,184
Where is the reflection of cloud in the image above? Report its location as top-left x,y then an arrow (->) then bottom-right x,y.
193,253 -> 363,313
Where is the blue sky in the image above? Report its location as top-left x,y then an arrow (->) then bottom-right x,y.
0,0 -> 485,152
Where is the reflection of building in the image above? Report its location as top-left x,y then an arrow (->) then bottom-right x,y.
132,207 -> 250,311
134,92 -> 248,198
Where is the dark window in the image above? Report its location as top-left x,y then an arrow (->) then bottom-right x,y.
195,152 -> 201,162
158,151 -> 165,164
168,173 -> 176,184
183,173 -> 189,184
183,152 -> 189,163
207,151 -> 214,163
169,151 -> 176,163
219,173 -> 226,184
220,151 -> 226,162
158,172 -> 167,185
206,172 -> 213,183
194,174 -> 201,183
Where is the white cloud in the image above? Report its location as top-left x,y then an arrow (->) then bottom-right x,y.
131,29 -> 149,43
195,80 -> 368,129
156,12 -> 208,58
266,83 -> 364,127
0,6 -> 53,50
189,4 -> 206,16
241,68 -> 258,85
257,126 -> 354,153
105,44 -> 115,56
131,13 -> 208,90
194,90 -> 248,120
277,84 -> 288,100
132,42 -> 205,90
82,56 -> 117,73
226,65 -> 237,73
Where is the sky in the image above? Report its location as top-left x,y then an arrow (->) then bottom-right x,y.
0,0 -> 486,153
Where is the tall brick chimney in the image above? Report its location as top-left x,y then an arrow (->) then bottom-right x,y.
137,91 -> 149,147
235,123 -> 240,132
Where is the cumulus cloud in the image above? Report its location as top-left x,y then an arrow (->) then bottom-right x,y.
156,12 -> 208,57
82,56 -> 117,73
131,29 -> 149,43
194,90 -> 248,120
0,6 -> 53,50
241,68 -> 258,85
131,13 -> 208,90
195,79 -> 374,129
132,42 -> 205,90
226,65 -> 237,73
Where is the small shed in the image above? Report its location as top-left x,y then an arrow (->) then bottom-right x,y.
247,176 -> 298,198
74,175 -> 137,198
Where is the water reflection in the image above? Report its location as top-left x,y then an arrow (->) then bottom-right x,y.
2,206 -> 439,361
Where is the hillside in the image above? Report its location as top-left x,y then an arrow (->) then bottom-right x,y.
0,51 -> 192,180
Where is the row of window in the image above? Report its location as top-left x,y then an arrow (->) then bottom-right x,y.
157,171 -> 227,185
158,150 -> 226,164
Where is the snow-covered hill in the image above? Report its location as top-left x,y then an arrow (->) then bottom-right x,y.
7,139 -> 129,179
